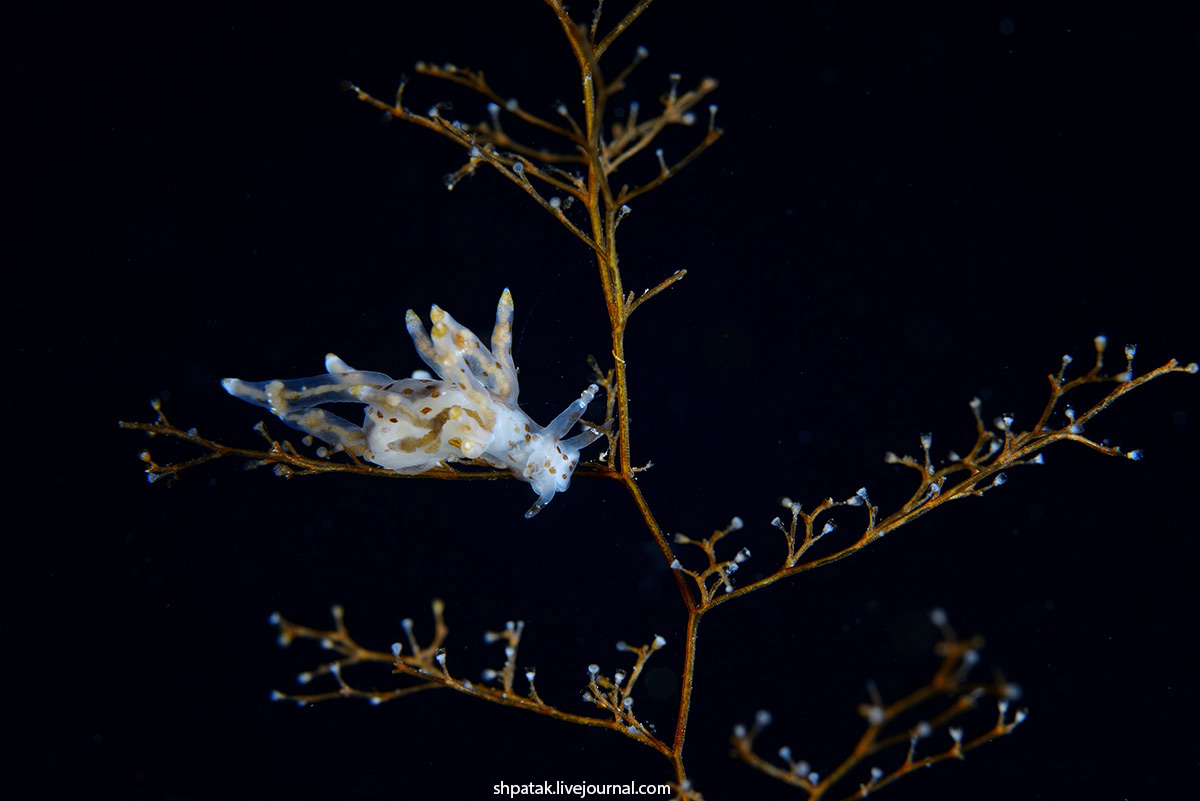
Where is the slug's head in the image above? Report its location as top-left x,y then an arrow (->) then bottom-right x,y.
521,386 -> 611,518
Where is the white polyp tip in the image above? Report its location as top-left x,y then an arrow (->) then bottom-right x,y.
369,696 -> 384,706
821,521 -> 836,535
268,612 -> 281,624
481,668 -> 497,681
732,723 -> 747,738
755,709 -> 773,726
807,772 -> 820,786
622,697 -> 633,708
637,45 -> 649,58
401,618 -> 414,633
512,162 -> 524,174
870,767 -> 884,781
525,670 -> 536,682
653,635 -> 667,649
588,663 -> 600,675
915,721 -> 932,738
505,98 -> 518,111
390,643 -> 402,657
620,204 -> 631,214
730,516 -> 744,530
270,690 -> 286,701
297,672 -> 313,685
1127,449 -> 1143,461
929,607 -> 948,626
1094,335 -> 1108,351
670,559 -> 682,570
949,727 -> 964,743
778,745 -> 792,761
1015,709 -> 1028,723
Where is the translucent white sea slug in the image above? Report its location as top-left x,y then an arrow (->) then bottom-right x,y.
222,289 -> 609,517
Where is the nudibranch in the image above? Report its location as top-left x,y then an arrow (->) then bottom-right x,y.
221,289 -> 609,518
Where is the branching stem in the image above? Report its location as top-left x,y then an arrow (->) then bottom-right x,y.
118,3 -> 1195,798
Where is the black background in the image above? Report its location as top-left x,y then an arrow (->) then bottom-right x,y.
8,1 -> 1198,799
